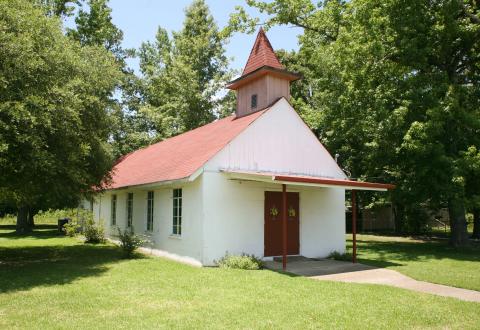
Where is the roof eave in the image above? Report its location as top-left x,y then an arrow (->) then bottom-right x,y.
221,170 -> 395,192
105,168 -> 204,192
226,66 -> 302,90
273,175 -> 395,191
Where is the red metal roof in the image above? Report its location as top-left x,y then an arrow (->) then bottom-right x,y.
242,28 -> 284,75
108,109 -> 268,189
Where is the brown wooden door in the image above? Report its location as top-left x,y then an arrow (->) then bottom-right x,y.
264,191 -> 299,256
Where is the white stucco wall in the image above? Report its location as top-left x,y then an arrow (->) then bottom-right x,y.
93,177 -> 204,264
202,172 -> 265,265
299,186 -> 346,257
201,171 -> 345,265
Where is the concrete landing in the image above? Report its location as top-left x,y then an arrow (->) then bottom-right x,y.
265,258 -> 480,303
265,258 -> 375,276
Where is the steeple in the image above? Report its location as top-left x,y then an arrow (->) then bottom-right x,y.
227,28 -> 301,118
242,27 -> 284,75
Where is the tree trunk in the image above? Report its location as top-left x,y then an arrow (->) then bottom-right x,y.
16,206 -> 31,234
393,203 -> 404,234
448,198 -> 468,246
27,208 -> 36,228
472,208 -> 480,239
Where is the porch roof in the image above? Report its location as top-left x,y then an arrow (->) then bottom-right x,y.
221,170 -> 395,191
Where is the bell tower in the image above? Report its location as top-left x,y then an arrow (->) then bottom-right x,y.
227,28 -> 301,118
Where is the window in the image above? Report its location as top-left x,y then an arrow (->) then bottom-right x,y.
111,195 -> 117,226
126,193 -> 133,228
172,189 -> 182,235
251,94 -> 258,109
146,191 -> 154,231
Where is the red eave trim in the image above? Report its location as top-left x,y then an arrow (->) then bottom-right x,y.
274,175 -> 396,190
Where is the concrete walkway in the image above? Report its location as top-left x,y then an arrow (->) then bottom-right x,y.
265,258 -> 480,303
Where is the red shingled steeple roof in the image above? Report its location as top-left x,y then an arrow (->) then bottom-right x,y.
242,28 -> 284,75
227,28 -> 300,90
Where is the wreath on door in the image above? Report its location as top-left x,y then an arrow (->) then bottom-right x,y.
288,206 -> 296,217
270,206 -> 279,219
270,206 -> 296,219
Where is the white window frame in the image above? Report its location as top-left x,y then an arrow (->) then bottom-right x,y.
111,194 -> 117,226
126,193 -> 133,228
146,191 -> 154,231
172,188 -> 182,236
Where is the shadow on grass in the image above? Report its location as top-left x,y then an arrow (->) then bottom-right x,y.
331,253 -> 403,268
349,235 -> 480,268
0,225 -> 61,240
0,228 -> 129,293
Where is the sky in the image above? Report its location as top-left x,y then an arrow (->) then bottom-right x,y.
104,0 -> 302,75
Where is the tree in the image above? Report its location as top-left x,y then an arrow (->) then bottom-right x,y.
67,0 -> 124,59
0,0 -> 121,232
462,146 -> 480,239
229,0 -> 480,245
137,0 -> 233,140
109,75 -> 152,158
62,0 -> 141,159
32,0 -> 80,18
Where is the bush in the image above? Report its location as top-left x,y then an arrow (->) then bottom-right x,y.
84,218 -> 105,244
63,221 -> 80,237
327,250 -> 351,261
117,227 -> 144,258
0,214 -> 16,225
34,208 -> 93,227
216,253 -> 263,270
36,209 -> 78,224
0,208 -> 95,226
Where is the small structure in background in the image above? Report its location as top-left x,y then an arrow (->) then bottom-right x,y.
362,206 -> 395,232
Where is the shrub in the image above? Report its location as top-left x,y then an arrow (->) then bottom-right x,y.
35,208 -> 94,228
63,221 -> 80,237
0,214 -> 16,225
36,209 -> 78,224
84,218 -> 105,243
328,250 -> 351,261
216,253 -> 263,270
117,227 -> 145,258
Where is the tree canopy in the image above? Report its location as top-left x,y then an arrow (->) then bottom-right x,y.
228,0 -> 480,245
136,0 -> 234,141
0,0 -> 121,231
67,0 -> 125,60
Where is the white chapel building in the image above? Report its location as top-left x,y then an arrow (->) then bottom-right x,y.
90,29 -> 392,266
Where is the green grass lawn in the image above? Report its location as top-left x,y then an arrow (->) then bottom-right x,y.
0,226 -> 479,329
349,234 -> 480,291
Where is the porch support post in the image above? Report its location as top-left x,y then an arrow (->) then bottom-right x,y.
352,189 -> 357,263
282,184 -> 287,271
